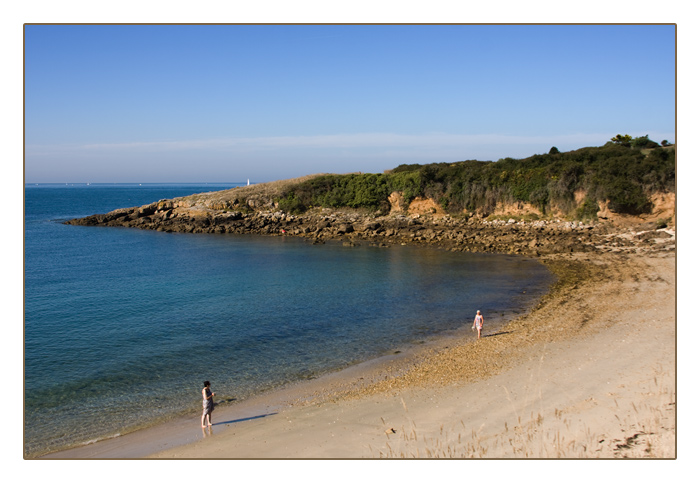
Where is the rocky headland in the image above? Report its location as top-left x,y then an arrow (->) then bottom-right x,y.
65,175 -> 676,257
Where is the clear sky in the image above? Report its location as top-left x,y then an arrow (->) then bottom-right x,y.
24,24 -> 676,183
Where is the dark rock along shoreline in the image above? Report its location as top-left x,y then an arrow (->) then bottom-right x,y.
65,184 -> 676,257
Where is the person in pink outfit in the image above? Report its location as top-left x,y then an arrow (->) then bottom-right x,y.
472,310 -> 484,339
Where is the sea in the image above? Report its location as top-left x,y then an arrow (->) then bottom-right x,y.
24,183 -> 555,457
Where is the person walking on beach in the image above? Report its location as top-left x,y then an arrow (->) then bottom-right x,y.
201,381 -> 215,428
472,310 -> 484,339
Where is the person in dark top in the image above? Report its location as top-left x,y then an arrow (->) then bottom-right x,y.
201,381 -> 215,428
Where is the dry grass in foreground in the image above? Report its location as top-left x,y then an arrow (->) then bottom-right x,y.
371,370 -> 675,458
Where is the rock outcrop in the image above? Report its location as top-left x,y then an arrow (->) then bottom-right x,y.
65,183 -> 676,257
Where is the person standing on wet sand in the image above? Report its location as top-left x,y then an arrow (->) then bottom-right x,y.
472,310 -> 484,339
201,381 -> 215,428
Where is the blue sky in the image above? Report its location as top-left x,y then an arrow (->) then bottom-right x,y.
24,24 -> 676,183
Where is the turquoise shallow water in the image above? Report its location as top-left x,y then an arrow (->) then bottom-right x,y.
24,183 -> 554,457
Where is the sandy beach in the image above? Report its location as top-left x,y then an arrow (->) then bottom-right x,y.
44,247 -> 675,459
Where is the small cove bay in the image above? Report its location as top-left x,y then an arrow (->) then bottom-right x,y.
24,183 -> 554,457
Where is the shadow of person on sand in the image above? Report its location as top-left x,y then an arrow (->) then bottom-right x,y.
213,413 -> 278,426
482,331 -> 513,338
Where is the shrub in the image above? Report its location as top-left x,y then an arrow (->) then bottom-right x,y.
576,197 -> 600,221
278,193 -> 307,214
631,134 -> 660,149
604,178 -> 652,215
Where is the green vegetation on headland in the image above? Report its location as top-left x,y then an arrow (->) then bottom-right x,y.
278,135 -> 675,220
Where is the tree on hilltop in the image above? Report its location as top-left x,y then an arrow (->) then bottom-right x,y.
631,134 -> 660,149
610,134 -> 661,149
610,134 -> 633,147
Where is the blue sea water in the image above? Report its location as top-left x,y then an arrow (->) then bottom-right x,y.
24,183 -> 554,457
